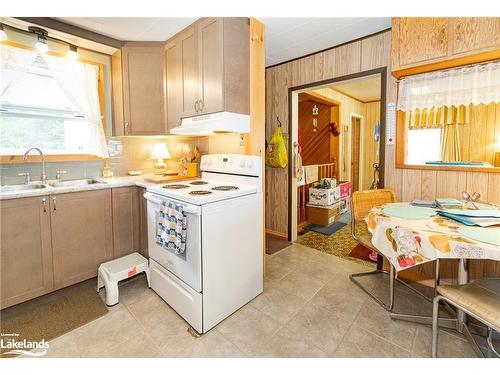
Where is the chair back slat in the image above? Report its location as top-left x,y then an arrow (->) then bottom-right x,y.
351,189 -> 396,222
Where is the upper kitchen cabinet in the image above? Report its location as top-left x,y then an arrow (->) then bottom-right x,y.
166,18 -> 250,126
391,17 -> 500,78
450,18 -> 500,56
112,43 -> 167,135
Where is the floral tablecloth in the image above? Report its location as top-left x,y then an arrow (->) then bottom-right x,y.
366,203 -> 500,272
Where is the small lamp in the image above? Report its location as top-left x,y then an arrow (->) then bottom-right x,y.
151,143 -> 171,174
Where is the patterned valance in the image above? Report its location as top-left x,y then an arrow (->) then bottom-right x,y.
405,105 -> 469,130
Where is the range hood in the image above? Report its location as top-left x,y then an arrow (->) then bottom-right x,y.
170,112 -> 250,136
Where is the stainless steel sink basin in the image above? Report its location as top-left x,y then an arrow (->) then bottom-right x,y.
0,184 -> 48,193
49,178 -> 106,187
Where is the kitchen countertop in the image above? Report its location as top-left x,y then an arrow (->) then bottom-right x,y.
0,175 -> 194,200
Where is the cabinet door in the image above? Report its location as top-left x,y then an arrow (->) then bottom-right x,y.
0,196 -> 53,309
198,18 -> 224,114
112,187 -> 140,259
179,25 -> 199,118
165,37 -> 182,131
397,18 -> 449,67
122,46 -> 166,135
451,18 -> 500,56
51,190 -> 113,288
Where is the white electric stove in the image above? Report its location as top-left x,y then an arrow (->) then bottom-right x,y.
144,154 -> 263,334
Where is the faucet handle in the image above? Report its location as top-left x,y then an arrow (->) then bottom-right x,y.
18,172 -> 31,184
56,170 -> 67,180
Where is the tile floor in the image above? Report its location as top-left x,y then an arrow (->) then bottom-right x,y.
27,243 -> 486,358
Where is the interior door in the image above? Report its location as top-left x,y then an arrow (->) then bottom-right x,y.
351,116 -> 361,191
179,25 -> 199,118
198,18 -> 224,115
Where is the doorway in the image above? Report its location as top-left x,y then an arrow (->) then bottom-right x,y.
287,67 -> 387,242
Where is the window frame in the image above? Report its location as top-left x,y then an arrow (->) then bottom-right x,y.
395,110 -> 500,173
0,41 -> 107,164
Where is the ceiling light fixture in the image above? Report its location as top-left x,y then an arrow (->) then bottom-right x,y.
68,44 -> 78,60
0,23 -> 7,41
28,26 -> 49,54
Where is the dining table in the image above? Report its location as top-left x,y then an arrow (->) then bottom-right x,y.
365,202 -> 500,355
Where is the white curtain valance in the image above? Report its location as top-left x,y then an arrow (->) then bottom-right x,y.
397,61 -> 500,112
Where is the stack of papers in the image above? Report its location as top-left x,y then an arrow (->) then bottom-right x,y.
437,209 -> 500,227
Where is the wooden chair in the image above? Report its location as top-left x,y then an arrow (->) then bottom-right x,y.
350,189 -> 397,311
432,278 -> 500,358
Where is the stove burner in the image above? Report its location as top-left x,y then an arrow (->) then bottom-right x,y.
190,180 -> 208,185
163,184 -> 190,190
189,190 -> 213,195
212,185 -> 239,191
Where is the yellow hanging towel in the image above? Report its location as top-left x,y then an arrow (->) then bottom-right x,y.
266,127 -> 288,168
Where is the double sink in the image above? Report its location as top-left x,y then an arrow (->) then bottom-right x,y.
0,179 -> 107,194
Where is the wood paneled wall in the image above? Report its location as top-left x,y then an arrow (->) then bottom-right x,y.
265,31 -> 394,235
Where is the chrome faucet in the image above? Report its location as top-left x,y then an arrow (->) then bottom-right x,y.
23,147 -> 47,184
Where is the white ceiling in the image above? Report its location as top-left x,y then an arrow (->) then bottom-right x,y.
329,75 -> 382,102
56,17 -> 199,42
56,17 -> 391,67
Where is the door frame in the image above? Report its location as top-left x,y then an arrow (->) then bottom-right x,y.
287,67 -> 387,241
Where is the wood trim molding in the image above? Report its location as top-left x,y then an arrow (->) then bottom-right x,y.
392,49 -> 500,78
265,229 -> 288,240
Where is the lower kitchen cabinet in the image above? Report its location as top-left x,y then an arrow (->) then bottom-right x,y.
112,186 -> 140,258
0,196 -> 53,309
51,190 -> 113,289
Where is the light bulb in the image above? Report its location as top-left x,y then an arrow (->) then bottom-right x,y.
0,24 -> 7,41
36,35 -> 48,53
68,44 -> 78,60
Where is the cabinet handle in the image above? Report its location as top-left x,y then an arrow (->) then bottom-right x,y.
125,122 -> 130,135
42,198 -> 47,213
52,196 -> 57,211
199,99 -> 204,112
440,25 -> 446,47
194,100 -> 199,112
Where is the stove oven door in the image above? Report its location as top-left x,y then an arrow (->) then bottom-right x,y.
144,192 -> 202,292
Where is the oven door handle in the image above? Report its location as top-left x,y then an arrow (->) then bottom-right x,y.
144,192 -> 200,215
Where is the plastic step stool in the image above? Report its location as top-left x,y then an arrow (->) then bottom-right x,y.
97,252 -> 150,306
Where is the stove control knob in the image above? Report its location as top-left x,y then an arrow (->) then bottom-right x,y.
245,160 -> 254,168
240,160 -> 246,168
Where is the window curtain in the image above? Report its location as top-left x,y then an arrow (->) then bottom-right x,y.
398,60 -> 500,111
0,44 -> 37,97
405,104 -> 469,129
440,123 -> 462,162
43,55 -> 109,158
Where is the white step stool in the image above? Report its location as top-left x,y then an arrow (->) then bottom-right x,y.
97,252 -> 150,306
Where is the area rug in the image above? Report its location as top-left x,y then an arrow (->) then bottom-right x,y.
348,243 -> 376,263
296,220 -> 375,268
266,233 -> 292,255
0,279 -> 108,357
303,221 -> 347,235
